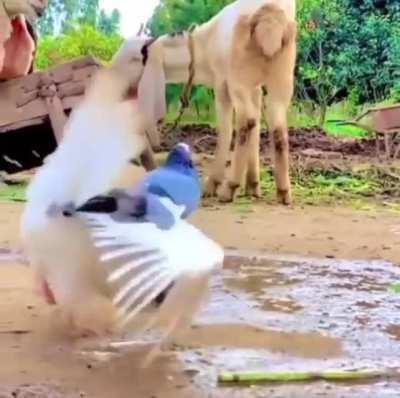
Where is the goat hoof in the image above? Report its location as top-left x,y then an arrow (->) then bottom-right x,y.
245,182 -> 262,199
218,181 -> 239,203
203,177 -> 220,197
277,188 -> 292,205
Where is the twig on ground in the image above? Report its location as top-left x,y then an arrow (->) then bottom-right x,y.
218,368 -> 395,384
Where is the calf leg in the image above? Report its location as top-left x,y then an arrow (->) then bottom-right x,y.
245,88 -> 262,198
265,79 -> 292,205
204,82 -> 233,197
218,87 -> 259,202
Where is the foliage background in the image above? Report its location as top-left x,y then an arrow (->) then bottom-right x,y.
34,0 -> 400,129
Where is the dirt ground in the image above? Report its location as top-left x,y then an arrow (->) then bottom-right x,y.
1,198 -> 400,397
2,200 -> 400,265
161,125 -> 380,159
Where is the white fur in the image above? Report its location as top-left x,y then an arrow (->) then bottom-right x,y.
155,0 -> 295,85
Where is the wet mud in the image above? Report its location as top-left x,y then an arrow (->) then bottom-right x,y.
1,250 -> 400,397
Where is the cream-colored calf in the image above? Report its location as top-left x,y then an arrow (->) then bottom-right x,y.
115,0 -> 297,204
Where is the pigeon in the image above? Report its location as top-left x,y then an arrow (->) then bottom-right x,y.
64,143 -> 202,308
79,195 -> 224,329
73,142 -> 201,230
68,145 -> 224,361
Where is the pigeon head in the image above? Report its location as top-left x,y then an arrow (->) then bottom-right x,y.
165,143 -> 194,170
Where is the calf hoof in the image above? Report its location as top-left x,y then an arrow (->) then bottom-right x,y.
203,177 -> 221,198
277,188 -> 292,205
217,181 -> 239,203
245,181 -> 262,199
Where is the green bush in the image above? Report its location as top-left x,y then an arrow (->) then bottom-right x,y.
35,25 -> 123,70
33,0 -> 400,131
297,0 -> 400,106
149,0 -> 400,125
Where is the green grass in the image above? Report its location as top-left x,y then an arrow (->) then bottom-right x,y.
166,99 -> 377,139
164,104 -> 216,127
292,173 -> 379,206
324,120 -> 370,138
0,169 -> 396,214
233,197 -> 254,214
0,183 -> 27,202
231,167 -> 385,212
256,167 -> 386,208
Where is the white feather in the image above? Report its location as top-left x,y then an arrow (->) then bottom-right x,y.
82,199 -> 224,343
108,252 -> 165,283
19,66 -> 147,336
24,73 -> 146,212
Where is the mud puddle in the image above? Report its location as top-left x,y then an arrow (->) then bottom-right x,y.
80,252 -> 400,397
2,252 -> 400,397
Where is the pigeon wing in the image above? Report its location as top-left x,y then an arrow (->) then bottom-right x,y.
82,210 -> 224,342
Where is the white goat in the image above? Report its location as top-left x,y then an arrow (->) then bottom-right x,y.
115,0 -> 297,204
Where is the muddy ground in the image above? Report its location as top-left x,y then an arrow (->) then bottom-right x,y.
1,126 -> 400,397
161,125 -> 381,158
1,124 -> 396,177
1,198 -> 400,397
160,125 -> 394,167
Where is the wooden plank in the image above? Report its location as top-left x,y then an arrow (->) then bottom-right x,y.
369,103 -> 400,112
0,116 -> 45,133
70,56 -> 101,69
0,74 -> 26,89
21,73 -> 41,92
377,129 -> 400,135
57,81 -> 85,98
38,56 -> 98,82
38,84 -> 57,98
374,107 -> 400,131
39,71 -> 53,86
16,90 -> 38,107
49,69 -> 74,84
45,95 -> 68,143
0,56 -> 102,131
62,95 -> 83,109
11,97 -> 47,122
0,83 -> 31,126
45,67 -> 73,85
73,65 -> 99,81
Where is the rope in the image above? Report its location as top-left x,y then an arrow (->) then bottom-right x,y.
164,25 -> 197,134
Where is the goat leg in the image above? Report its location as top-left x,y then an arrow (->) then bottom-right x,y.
265,95 -> 291,205
218,116 -> 255,202
245,88 -> 262,198
204,82 -> 233,197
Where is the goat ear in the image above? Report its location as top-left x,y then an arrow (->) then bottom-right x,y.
137,52 -> 166,149
250,4 -> 294,59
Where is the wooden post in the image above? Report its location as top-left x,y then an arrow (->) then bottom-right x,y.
44,85 -> 68,144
